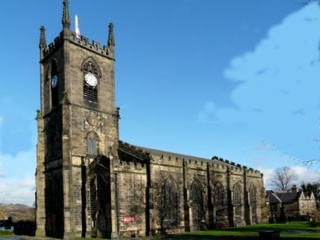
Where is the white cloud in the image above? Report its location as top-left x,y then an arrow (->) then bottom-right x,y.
0,147 -> 36,206
291,165 -> 320,183
260,165 -> 320,190
257,167 -> 274,188
0,177 -> 35,206
0,148 -> 36,178
211,3 -> 320,162
0,114 -> 35,205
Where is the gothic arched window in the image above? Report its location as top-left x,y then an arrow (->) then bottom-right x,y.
213,181 -> 226,226
81,58 -> 101,104
86,131 -> 98,156
190,180 -> 205,230
160,177 -> 179,230
213,182 -> 224,208
51,60 -> 59,107
233,184 -> 241,218
250,187 -> 257,223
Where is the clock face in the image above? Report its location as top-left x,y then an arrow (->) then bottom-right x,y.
85,73 -> 98,87
51,75 -> 58,88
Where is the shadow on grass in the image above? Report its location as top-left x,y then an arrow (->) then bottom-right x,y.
159,234 -> 319,240
160,234 -> 258,239
227,225 -> 319,233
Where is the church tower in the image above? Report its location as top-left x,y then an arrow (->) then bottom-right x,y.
36,0 -> 119,238
35,0 -> 269,239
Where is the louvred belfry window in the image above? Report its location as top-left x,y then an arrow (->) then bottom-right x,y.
51,60 -> 59,107
82,60 -> 100,103
83,83 -> 98,103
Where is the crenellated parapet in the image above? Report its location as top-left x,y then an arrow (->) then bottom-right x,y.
211,155 -> 261,176
152,154 -> 184,168
114,158 -> 147,173
246,167 -> 263,178
39,0 -> 115,62
185,158 -> 207,171
41,30 -> 114,60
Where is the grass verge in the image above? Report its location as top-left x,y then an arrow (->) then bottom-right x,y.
75,221 -> 320,239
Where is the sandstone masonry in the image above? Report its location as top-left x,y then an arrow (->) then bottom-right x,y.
35,1 -> 268,239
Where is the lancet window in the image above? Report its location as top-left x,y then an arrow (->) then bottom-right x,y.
160,177 -> 179,230
86,131 -> 98,156
190,180 -> 205,230
250,187 -> 257,223
233,184 -> 241,217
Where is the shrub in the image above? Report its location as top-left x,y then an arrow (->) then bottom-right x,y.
308,209 -> 320,227
0,230 -> 14,237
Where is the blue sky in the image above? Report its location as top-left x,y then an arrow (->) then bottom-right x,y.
1,0 -> 320,206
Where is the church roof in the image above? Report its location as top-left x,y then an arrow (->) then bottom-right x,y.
118,141 -> 150,162
133,144 -> 213,162
118,140 -> 238,168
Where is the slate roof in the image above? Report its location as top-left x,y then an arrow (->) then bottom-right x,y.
133,144 -> 214,162
118,140 -> 251,169
267,190 -> 302,204
118,141 -> 150,162
266,190 -> 282,204
276,191 -> 301,203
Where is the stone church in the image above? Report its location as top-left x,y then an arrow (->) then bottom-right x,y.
35,1 -> 268,239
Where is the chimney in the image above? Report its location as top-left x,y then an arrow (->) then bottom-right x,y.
292,185 -> 297,193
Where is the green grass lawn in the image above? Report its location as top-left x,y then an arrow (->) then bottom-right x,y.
0,230 -> 14,237
1,221 -> 318,239
159,222 -> 320,240
76,221 -> 320,240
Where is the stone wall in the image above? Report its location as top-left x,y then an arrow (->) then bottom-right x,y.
92,143 -> 269,238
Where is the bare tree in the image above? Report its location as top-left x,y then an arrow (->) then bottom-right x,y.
270,167 -> 298,191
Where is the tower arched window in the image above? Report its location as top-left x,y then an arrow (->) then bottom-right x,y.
81,58 -> 101,104
83,78 -> 98,102
86,131 -> 98,156
51,60 -> 59,107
